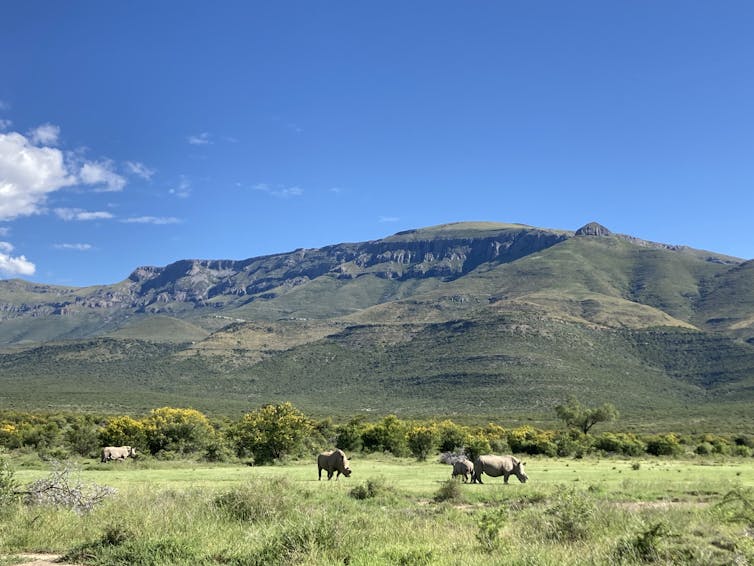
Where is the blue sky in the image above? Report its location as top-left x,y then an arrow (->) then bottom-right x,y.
1,2 -> 753,286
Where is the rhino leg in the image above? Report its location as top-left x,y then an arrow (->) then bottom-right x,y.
318,466 -> 323,480
327,470 -> 334,480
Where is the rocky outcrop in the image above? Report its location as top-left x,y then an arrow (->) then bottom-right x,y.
575,222 -> 612,237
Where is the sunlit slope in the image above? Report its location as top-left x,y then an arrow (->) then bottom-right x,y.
107,315 -> 210,343
423,235 -> 734,329
695,260 -> 754,341
4,311 -> 754,428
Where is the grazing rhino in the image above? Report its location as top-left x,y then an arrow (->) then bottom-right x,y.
472,455 -> 528,484
317,449 -> 352,481
451,459 -> 474,482
101,445 -> 137,463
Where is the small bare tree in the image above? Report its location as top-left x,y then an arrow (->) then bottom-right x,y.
23,460 -> 117,514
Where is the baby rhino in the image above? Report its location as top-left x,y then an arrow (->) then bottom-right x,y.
451,458 -> 474,482
317,449 -> 352,481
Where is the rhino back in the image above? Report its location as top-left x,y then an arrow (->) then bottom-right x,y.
478,455 -> 516,475
318,449 -> 347,470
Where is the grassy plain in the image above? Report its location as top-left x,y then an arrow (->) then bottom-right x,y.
2,455 -> 754,565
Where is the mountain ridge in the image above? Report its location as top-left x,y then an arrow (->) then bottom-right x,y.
2,220 -> 754,426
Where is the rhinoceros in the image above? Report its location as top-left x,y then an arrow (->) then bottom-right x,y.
451,459 -> 474,482
317,449 -> 352,480
472,454 -> 528,484
101,445 -> 137,462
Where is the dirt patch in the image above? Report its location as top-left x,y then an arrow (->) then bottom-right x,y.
613,500 -> 705,512
2,553 -> 81,566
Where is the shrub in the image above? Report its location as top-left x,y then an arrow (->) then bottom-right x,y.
24,461 -> 117,514
98,415 -> 148,452
335,417 -> 365,452
407,425 -> 439,461
508,426 -> 557,456
349,477 -> 392,500
213,480 -> 295,522
361,416 -> 409,457
695,442 -> 714,455
436,420 -> 470,453
463,434 -> 491,462
234,402 -> 313,463
434,479 -> 464,503
733,445 -> 752,458
543,488 -> 596,542
614,522 -> 670,563
593,432 -> 646,456
715,486 -> 754,526
476,509 -> 507,552
143,407 -> 216,457
255,515 -> 353,565
645,434 -> 683,456
0,453 -> 20,506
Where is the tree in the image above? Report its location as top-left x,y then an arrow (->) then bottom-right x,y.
555,396 -> 618,434
361,415 -> 409,457
234,402 -> 313,464
407,424 -> 439,461
143,407 -> 215,456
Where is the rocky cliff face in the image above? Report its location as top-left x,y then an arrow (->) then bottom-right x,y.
0,224 -> 567,323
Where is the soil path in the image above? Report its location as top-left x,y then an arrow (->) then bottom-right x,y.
4,553 -> 80,566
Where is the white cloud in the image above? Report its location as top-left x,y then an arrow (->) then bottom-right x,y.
55,208 -> 114,221
0,250 -> 35,276
28,123 -> 61,146
122,216 -> 181,225
0,241 -> 13,253
253,183 -> 303,198
0,119 -> 11,131
0,131 -> 77,220
0,128 -> 132,221
187,132 -> 212,145
54,243 -> 93,251
379,216 -> 400,223
169,176 -> 191,198
0,227 -> 9,237
125,161 -> 155,180
79,160 -> 126,192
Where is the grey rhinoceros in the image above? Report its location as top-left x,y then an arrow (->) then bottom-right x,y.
451,459 -> 474,482
317,449 -> 352,480
101,445 -> 137,462
472,455 -> 528,484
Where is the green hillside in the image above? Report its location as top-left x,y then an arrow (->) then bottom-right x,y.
1,221 -> 753,429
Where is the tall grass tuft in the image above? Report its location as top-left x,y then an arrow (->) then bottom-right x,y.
541,487 -> 596,542
433,479 -> 464,503
475,508 -> 507,553
613,522 -> 669,563
213,478 -> 296,522
349,476 -> 393,500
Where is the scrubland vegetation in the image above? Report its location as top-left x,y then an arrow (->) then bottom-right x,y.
2,403 -> 754,465
1,402 -> 754,564
1,454 -> 754,565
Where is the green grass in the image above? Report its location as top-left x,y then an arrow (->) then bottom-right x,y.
3,455 -> 754,565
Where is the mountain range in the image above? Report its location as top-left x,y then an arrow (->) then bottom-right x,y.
1,221 -> 753,429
